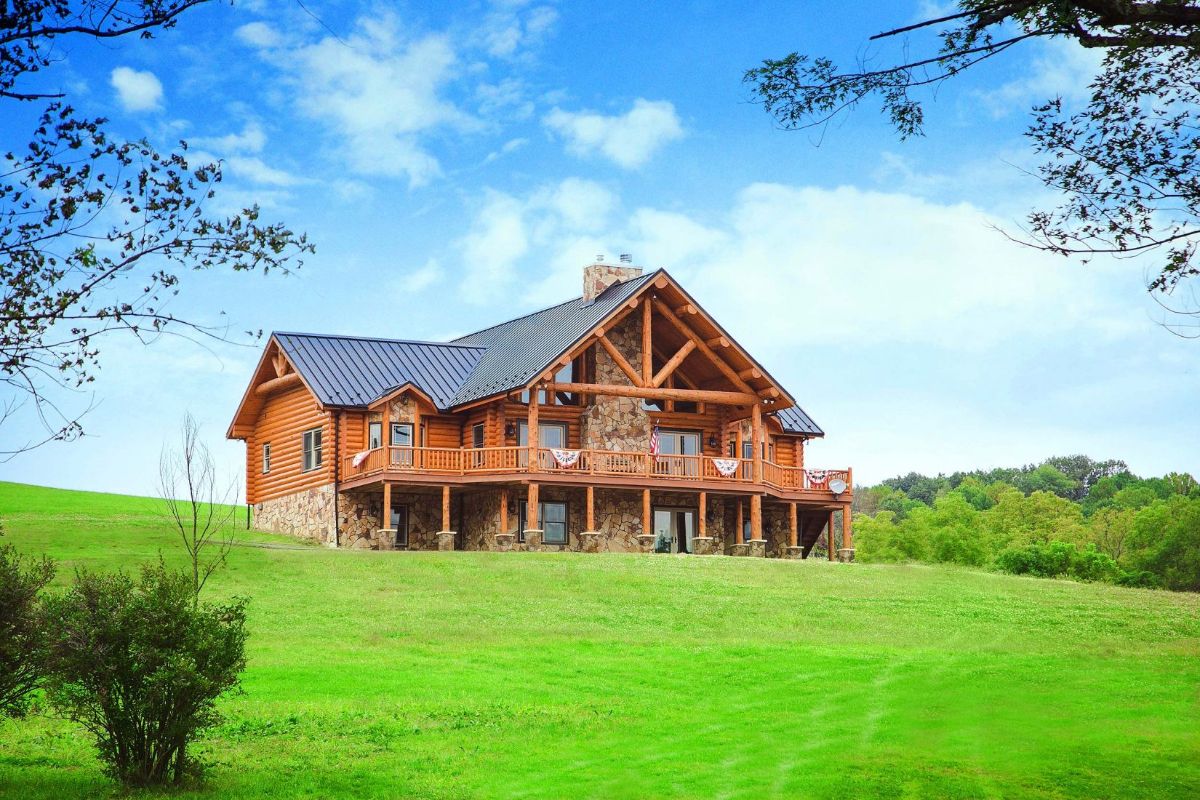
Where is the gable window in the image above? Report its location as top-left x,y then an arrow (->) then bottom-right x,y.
261,443 -> 271,474
390,422 -> 414,467
368,421 -> 382,449
519,500 -> 567,545
301,428 -> 323,472
520,361 -> 579,405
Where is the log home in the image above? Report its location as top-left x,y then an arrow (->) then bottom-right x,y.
227,262 -> 854,559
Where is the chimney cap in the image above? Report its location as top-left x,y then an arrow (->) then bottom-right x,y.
595,253 -> 605,262
619,253 -> 632,263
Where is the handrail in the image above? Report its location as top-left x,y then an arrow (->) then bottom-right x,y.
341,445 -> 849,493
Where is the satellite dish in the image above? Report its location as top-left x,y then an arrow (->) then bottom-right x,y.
828,478 -> 848,495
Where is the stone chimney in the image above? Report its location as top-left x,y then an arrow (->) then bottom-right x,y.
583,257 -> 642,303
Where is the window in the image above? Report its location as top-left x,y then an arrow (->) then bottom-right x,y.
519,362 -> 579,405
391,422 -> 413,447
517,422 -> 567,448
368,421 -> 382,449
655,429 -> 701,476
261,443 -> 271,474
519,500 -> 568,544
301,428 -> 322,472
472,423 -> 485,449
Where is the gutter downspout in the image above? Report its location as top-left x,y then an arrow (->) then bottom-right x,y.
332,410 -> 341,548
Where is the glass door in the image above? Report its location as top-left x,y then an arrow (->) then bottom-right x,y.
390,503 -> 409,549
656,430 -> 701,477
653,507 -> 696,554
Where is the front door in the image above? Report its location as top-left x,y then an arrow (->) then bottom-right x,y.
390,503 -> 409,549
653,506 -> 697,554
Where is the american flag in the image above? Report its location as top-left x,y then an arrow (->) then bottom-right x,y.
649,425 -> 660,455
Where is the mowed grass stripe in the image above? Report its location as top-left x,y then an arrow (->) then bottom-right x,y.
0,481 -> 1197,798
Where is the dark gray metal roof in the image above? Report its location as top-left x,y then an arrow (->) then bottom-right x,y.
274,333 -> 484,409
774,405 -> 824,437
269,271 -> 824,437
448,271 -> 657,406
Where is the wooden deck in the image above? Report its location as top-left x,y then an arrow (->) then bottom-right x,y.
340,446 -> 851,502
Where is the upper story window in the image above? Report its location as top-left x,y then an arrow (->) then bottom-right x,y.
472,423 -> 485,449
520,362 -> 579,405
368,421 -> 382,449
261,443 -> 271,474
301,428 -> 322,472
391,422 -> 414,447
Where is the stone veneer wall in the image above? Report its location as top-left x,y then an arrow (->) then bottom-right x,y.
583,263 -> 642,302
255,484 -> 449,550
582,312 -> 651,452
254,485 -> 337,544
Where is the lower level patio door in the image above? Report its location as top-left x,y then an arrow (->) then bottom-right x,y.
389,503 -> 409,549
653,506 -> 696,554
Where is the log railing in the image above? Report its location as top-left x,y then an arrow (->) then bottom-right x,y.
342,446 -> 850,494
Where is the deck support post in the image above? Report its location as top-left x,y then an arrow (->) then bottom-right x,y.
827,510 -> 836,562
837,504 -> 855,562
693,490 -> 716,555
636,488 -> 655,552
494,488 -> 515,551
585,485 -> 595,532
523,481 -> 542,550
789,502 -> 798,547
579,484 -> 602,552
527,389 -> 539,472
748,494 -> 764,556
435,484 -> 456,551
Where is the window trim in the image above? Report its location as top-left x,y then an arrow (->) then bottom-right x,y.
518,499 -> 568,545
472,423 -> 485,449
261,442 -> 271,474
301,427 -> 323,473
390,421 -> 414,447
368,421 -> 382,450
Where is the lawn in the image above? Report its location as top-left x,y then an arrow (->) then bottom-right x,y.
1,481 -> 1198,799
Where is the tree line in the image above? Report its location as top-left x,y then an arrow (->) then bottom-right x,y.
852,455 -> 1200,592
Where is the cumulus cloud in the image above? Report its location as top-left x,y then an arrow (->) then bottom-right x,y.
478,3 -> 558,57
110,67 -> 163,112
544,99 -> 684,169
978,38 -> 1104,116
237,14 -> 469,187
193,121 -> 267,154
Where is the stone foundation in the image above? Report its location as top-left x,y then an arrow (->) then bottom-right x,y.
837,548 -> 856,563
254,485 -> 337,545
692,536 -> 717,556
747,539 -> 767,558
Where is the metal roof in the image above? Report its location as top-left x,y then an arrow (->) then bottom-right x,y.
774,405 -> 824,437
448,271 -> 657,406
267,271 -> 824,437
274,333 -> 485,409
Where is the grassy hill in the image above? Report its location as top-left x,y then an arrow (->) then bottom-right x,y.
1,481 -> 1198,799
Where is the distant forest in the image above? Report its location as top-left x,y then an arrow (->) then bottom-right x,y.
850,456 -> 1200,592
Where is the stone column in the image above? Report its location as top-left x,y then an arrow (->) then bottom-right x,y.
436,531 -> 456,551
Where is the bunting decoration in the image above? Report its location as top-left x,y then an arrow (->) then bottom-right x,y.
712,458 -> 740,477
550,448 -> 581,468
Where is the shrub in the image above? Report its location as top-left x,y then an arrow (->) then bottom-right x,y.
994,541 -> 1076,578
1070,546 -> 1122,583
0,530 -> 55,717
41,561 -> 248,787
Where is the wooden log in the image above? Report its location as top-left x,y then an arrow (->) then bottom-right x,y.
650,340 -> 697,388
706,335 -> 730,348
652,299 -> 758,395
827,510 -> 835,561
254,372 -> 302,396
737,500 -> 744,544
675,303 -> 697,315
642,488 -> 651,539
789,502 -> 798,548
751,402 -> 763,484
527,482 -> 539,530
843,504 -> 853,550
750,494 -> 762,541
545,382 -> 758,405
738,367 -> 762,380
597,333 -> 644,387
586,485 -> 595,531
527,390 -> 539,472
499,488 -> 508,534
441,485 -> 451,531
698,491 -> 707,538
642,296 -> 653,384
382,481 -> 391,530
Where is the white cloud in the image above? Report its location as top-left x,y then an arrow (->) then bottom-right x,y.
478,3 -> 558,57
978,38 -> 1104,116
193,121 -> 267,154
240,14 -> 469,187
110,67 -> 164,112
405,258 -> 444,292
544,99 -> 684,169
235,21 -> 281,48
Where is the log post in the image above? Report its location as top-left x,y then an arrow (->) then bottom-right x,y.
586,485 -> 595,531
751,402 -> 763,484
527,482 -> 539,530
789,502 -> 798,548
642,295 -> 652,384
698,491 -> 707,538
750,494 -> 762,541
843,504 -> 853,550
642,488 -> 651,537
527,388 -> 539,472
499,488 -> 508,533
441,485 -> 451,532
827,509 -> 835,561
737,499 -> 744,542
382,480 -> 391,528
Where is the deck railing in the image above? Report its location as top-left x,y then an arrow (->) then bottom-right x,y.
342,446 -> 850,494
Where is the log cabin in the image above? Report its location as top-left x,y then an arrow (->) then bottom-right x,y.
227,262 -> 855,559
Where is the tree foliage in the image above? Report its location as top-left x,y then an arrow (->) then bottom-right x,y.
1,0 -> 313,454
0,526 -> 54,716
41,561 -> 248,787
745,1 -> 1200,330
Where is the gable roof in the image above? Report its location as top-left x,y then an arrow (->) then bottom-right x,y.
273,333 -> 484,408
235,270 -> 824,438
448,271 -> 656,406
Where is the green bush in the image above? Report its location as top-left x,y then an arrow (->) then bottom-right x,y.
1071,546 -> 1122,583
0,529 -> 55,717
994,541 -> 1077,578
41,561 -> 248,787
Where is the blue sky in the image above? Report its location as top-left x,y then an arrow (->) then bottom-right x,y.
2,0 -> 1197,496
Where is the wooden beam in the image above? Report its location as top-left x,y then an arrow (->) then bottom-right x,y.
652,299 -> 757,395
499,488 -> 508,535
750,495 -> 762,541
751,402 -> 763,484
545,382 -> 758,406
738,367 -> 762,380
737,500 -> 744,544
675,303 -> 697,315
650,339 -> 696,388
642,488 -> 651,540
527,482 -> 539,530
441,485 -> 451,532
698,491 -> 706,538
641,296 -> 653,384
827,510 -> 835,561
596,333 -> 644,387
527,389 -> 539,472
254,372 -> 302,397
653,274 -> 669,289
382,481 -> 391,531
789,502 -> 798,548
843,504 -> 853,551
271,351 -> 290,378
586,485 -> 595,531
706,335 -> 730,348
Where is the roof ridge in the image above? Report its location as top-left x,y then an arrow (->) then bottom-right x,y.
274,331 -> 486,350
450,272 -> 655,343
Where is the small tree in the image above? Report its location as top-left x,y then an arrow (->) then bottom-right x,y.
159,413 -> 238,601
41,561 -> 248,787
0,526 -> 55,716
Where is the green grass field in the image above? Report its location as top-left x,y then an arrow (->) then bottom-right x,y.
1,481 -> 1198,799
